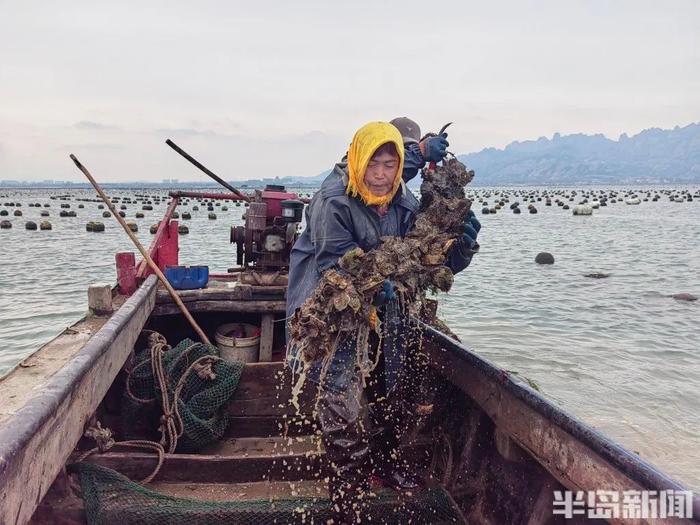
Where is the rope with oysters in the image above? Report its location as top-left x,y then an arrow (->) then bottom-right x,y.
287,156 -> 475,383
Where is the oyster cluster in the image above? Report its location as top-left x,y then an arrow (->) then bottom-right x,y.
288,157 -> 475,364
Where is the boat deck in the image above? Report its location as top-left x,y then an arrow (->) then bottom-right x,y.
31,361 -> 465,524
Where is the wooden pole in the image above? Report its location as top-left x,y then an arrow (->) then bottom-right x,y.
70,154 -> 212,345
165,139 -> 250,201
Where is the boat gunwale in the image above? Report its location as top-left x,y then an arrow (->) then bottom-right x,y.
0,275 -> 158,486
419,321 -> 700,513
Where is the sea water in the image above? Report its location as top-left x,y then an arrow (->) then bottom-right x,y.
0,186 -> 698,490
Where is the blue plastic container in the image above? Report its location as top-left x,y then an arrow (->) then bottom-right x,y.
164,265 -> 209,290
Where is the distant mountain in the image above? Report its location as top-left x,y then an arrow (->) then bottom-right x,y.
236,169 -> 330,189
458,122 -> 700,185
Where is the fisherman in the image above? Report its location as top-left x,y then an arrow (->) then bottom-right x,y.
286,121 -> 480,524
390,116 -> 450,182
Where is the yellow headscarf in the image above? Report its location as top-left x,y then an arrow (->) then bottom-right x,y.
346,121 -> 405,207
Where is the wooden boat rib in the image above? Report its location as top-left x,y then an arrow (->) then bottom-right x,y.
0,195 -> 697,525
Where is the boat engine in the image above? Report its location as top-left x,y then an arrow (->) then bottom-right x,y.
230,185 -> 304,271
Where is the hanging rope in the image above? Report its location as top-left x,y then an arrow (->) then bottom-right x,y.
78,332 -> 228,483
77,422 -> 166,484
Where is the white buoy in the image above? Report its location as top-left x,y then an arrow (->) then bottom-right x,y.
625,197 -> 641,205
572,204 -> 593,216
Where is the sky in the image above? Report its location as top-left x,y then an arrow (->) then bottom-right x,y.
1,0 -> 698,182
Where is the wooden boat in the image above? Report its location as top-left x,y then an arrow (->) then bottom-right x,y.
1,192 -> 698,525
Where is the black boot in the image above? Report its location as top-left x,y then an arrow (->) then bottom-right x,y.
318,380 -> 371,524
366,390 -> 424,494
367,424 -> 423,493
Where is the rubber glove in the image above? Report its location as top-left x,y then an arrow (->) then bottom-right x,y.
372,279 -> 397,306
462,210 -> 481,250
422,134 -> 449,163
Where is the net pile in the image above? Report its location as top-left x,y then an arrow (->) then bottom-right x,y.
122,334 -> 244,452
71,462 -> 463,525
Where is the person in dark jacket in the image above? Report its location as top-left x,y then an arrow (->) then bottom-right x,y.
390,116 -> 450,182
286,121 -> 480,524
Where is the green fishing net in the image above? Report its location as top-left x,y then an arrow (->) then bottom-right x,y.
122,337 -> 244,452
70,462 -> 464,525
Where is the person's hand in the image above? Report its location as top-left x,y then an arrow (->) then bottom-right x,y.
372,279 -> 397,306
462,210 -> 481,250
420,133 -> 449,163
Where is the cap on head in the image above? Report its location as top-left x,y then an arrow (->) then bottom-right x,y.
390,117 -> 421,145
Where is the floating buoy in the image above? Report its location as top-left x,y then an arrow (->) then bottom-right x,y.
102,211 -> 111,218
0,210 -> 7,216
535,252 -> 555,264
126,221 -> 138,232
178,225 -> 189,234
150,223 -> 160,234
182,212 -> 191,220
573,204 -> 593,216
208,213 -> 217,220
86,221 -> 105,232
78,204 -> 85,208
193,206 -> 199,211
672,293 -> 698,302
25,221 -> 37,230
13,210 -> 22,216
513,207 -> 521,214
222,206 -> 228,211
625,197 -> 641,205
118,211 -> 126,217
135,212 -> 144,218
143,205 -> 153,210
40,210 -> 49,217
40,221 -> 52,230
0,220 -> 12,229
172,211 -> 180,219
98,204 -> 104,209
